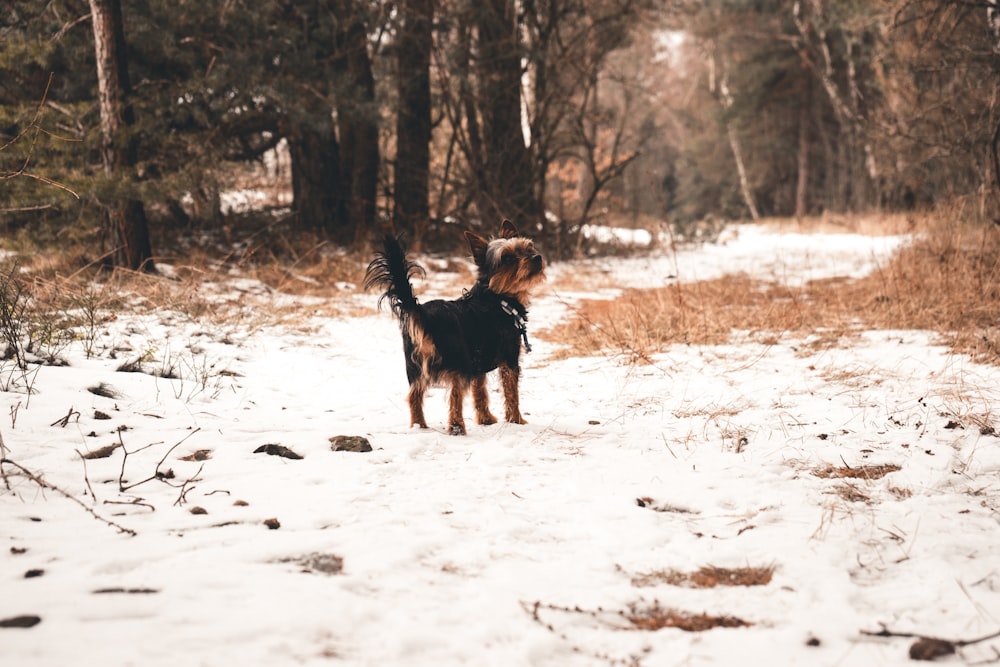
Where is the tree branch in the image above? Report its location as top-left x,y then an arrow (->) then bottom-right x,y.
0,457 -> 137,536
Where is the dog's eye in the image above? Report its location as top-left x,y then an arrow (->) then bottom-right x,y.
501,254 -> 516,265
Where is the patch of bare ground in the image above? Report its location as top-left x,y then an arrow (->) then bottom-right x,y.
812,463 -> 901,480
543,212 -> 1000,364
524,600 -> 752,636
812,463 -> 903,504
624,601 -> 751,632
630,565 -> 774,589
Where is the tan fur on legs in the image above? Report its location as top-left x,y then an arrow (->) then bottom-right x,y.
408,379 -> 429,429
499,362 -> 525,424
448,378 -> 470,435
472,374 -> 497,425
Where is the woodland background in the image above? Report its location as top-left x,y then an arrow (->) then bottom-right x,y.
2,0 -> 1000,270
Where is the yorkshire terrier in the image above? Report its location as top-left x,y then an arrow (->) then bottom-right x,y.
364,220 -> 546,435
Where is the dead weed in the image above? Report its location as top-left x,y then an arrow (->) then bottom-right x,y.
624,600 -> 751,632
812,463 -> 901,480
631,565 -> 774,589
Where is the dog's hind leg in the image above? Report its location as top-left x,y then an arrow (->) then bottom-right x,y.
408,379 -> 429,429
499,362 -> 526,424
472,374 -> 497,425
448,378 -> 470,435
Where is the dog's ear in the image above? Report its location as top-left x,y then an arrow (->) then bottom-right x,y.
499,219 -> 518,239
465,231 -> 489,266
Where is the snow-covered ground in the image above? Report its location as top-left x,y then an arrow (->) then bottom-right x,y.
4,224 -> 1000,666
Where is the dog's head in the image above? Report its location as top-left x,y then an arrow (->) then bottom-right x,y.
465,220 -> 545,303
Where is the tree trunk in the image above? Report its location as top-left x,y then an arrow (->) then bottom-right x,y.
455,10 -> 490,220
718,66 -> 759,221
335,4 -> 380,246
795,68 -> 811,218
394,0 -> 433,247
475,0 -> 539,226
287,116 -> 344,232
793,0 -> 876,211
89,0 -> 154,272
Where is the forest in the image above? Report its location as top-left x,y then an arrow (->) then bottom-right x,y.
2,0 -> 999,268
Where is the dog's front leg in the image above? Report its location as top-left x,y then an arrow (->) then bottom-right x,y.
472,374 -> 497,425
499,362 -> 526,424
448,379 -> 469,435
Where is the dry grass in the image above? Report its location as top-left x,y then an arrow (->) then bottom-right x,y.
544,274 -> 861,362
544,213 -> 1000,364
525,599 -> 751,637
812,463 -> 901,480
631,565 -> 774,589
623,600 -> 751,632
827,483 -> 871,503
10,237 -> 375,337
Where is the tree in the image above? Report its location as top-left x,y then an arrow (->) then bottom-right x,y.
89,0 -> 154,271
333,0 -> 381,245
879,0 -> 1000,213
475,0 -> 540,227
394,0 -> 434,245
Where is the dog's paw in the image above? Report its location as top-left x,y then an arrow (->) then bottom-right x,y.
477,412 -> 498,426
449,422 -> 467,436
506,413 -> 527,425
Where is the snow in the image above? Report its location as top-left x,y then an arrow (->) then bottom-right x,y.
3,224 -> 1000,665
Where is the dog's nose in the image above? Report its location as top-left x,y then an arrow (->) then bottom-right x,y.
531,254 -> 544,271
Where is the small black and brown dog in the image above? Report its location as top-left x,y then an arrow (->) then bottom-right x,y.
365,220 -> 546,435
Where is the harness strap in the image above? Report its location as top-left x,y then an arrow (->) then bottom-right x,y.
499,298 -> 532,353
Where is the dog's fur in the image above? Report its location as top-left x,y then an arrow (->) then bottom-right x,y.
364,220 -> 546,435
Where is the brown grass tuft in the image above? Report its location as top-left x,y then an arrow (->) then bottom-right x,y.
812,463 -> 901,480
544,214 -> 1000,363
631,565 -> 774,589
827,483 -> 871,503
624,600 -> 751,632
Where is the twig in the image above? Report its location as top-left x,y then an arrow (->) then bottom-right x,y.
172,464 -> 204,507
117,433 -> 164,491
9,400 -> 21,429
0,457 -> 136,536
103,498 -> 155,512
660,432 -> 678,459
119,429 -> 203,507
74,449 -> 97,501
862,625 -> 1000,660
50,406 -> 80,427
0,73 -> 81,199
0,427 -> 8,490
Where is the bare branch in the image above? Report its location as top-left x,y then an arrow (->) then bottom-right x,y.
0,457 -> 137,536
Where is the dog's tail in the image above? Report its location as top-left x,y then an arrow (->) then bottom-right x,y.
364,234 -> 425,318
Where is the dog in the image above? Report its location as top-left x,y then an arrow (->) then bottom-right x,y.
364,220 -> 546,435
